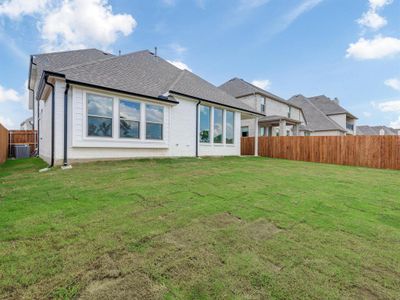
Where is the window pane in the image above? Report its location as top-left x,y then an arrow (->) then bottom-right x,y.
88,116 -> 112,137
146,123 -> 163,140
146,104 -> 163,123
88,94 -> 113,117
200,105 -> 210,143
226,111 -> 234,144
120,120 -> 139,138
120,100 -> 140,121
241,126 -> 249,137
214,108 -> 223,143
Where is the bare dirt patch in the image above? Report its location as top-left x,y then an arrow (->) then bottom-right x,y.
243,219 -> 282,242
78,251 -> 166,300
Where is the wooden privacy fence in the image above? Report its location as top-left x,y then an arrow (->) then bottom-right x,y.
0,124 -> 8,164
8,130 -> 37,157
241,136 -> 400,170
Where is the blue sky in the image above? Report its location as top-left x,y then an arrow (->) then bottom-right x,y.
0,0 -> 399,129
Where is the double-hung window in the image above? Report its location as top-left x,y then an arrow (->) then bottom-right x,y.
260,98 -> 266,113
119,100 -> 140,138
87,93 -> 113,137
226,111 -> 234,144
146,104 -> 164,140
214,108 -> 223,143
199,105 -> 211,143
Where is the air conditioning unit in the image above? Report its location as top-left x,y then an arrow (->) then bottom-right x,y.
13,145 -> 30,159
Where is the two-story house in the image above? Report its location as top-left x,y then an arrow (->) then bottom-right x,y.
219,78 -> 305,137
288,95 -> 357,136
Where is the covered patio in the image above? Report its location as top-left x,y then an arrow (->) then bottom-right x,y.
258,115 -> 301,137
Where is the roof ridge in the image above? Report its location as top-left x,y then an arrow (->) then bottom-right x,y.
167,69 -> 186,93
33,48 -> 111,57
54,50 -> 150,73
304,97 -> 346,131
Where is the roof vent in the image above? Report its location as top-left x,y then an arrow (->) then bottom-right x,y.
333,97 -> 339,104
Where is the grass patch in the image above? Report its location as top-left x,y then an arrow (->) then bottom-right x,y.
0,157 -> 399,299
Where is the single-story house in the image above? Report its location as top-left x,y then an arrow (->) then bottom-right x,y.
288,95 -> 357,136
357,125 -> 400,136
28,49 -> 262,166
219,78 -> 306,137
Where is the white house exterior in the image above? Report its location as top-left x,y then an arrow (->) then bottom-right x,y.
288,95 -> 357,136
20,117 -> 33,130
28,49 -> 260,166
219,78 -> 305,137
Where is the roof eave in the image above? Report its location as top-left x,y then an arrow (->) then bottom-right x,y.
66,79 -> 180,105
170,90 -> 263,116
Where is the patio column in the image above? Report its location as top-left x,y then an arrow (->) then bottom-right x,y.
279,120 -> 287,136
268,126 -> 273,137
254,117 -> 259,156
293,124 -> 299,136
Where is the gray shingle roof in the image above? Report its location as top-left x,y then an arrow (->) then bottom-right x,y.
308,95 -> 357,119
219,78 -> 301,109
357,125 -> 399,136
33,48 -> 114,74
39,50 -> 260,115
288,95 -> 346,132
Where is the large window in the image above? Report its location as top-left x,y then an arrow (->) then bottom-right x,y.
214,108 -> 223,143
120,100 -> 140,138
87,93 -> 113,137
199,105 -> 211,143
146,104 -> 163,140
226,111 -> 234,144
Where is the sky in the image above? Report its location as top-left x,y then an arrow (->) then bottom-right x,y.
0,0 -> 399,129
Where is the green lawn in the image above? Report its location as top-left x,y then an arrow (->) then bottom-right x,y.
0,157 -> 399,299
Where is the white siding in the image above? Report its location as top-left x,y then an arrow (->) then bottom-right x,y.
39,81 -> 243,164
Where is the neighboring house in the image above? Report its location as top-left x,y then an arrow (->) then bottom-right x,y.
357,125 -> 400,136
219,78 -> 305,137
20,117 -> 33,130
288,95 -> 357,136
28,49 -> 261,166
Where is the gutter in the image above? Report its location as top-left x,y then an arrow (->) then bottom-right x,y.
63,83 -> 70,167
195,100 -> 201,157
66,79 -> 179,105
28,56 -> 37,154
44,75 -> 55,168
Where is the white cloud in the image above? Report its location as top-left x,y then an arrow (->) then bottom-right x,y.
251,79 -> 271,90
0,0 -> 137,52
357,10 -> 387,30
0,116 -> 14,129
369,0 -> 392,10
0,84 -> 20,103
169,43 -> 187,55
40,0 -> 137,51
377,100 -> 400,112
357,0 -> 392,30
346,36 -> 400,60
284,0 -> 323,25
363,111 -> 372,117
167,60 -> 192,72
0,0 -> 50,19
384,78 -> 400,91
389,116 -> 400,129
263,0 -> 323,38
238,0 -> 270,10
